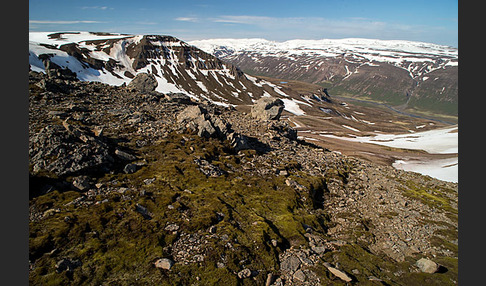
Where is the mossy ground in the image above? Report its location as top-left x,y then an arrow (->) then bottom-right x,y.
29,132 -> 332,285
313,243 -> 458,285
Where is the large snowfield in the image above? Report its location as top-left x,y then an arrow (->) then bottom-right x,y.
392,157 -> 457,183
351,126 -> 458,154
321,126 -> 458,182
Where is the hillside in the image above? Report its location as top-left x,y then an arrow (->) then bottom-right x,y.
190,38 -> 458,117
29,32 -> 293,107
29,69 -> 457,285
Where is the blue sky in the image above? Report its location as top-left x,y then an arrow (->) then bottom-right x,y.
29,0 -> 458,47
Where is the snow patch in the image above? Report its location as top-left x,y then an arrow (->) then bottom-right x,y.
281,98 -> 305,116
319,126 -> 458,182
342,125 -> 361,132
393,158 -> 458,183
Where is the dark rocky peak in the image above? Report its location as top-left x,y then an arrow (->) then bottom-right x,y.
124,35 -> 242,77
59,43 -> 106,70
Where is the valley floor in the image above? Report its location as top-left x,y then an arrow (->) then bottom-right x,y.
257,76 -> 458,183
292,120 -> 458,183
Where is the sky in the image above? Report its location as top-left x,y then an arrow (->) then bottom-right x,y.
29,0 -> 458,47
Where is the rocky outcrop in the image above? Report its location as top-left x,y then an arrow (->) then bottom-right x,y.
127,72 -> 158,93
177,105 -> 229,139
29,124 -> 115,177
176,105 -> 252,152
251,97 -> 284,120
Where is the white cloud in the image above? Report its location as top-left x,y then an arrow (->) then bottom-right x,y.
211,15 -> 273,24
29,20 -> 103,24
175,17 -> 198,22
205,15 -> 454,45
81,6 -> 112,10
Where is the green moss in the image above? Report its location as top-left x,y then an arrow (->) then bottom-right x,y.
318,243 -> 457,285
399,180 -> 457,215
430,236 -> 458,255
29,132 -> 335,285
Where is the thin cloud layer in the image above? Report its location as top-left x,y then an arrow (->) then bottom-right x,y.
29,20 -> 103,24
207,15 -> 445,42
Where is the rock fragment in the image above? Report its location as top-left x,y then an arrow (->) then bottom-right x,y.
237,268 -> 252,279
55,258 -> 81,273
123,163 -> 139,174
323,262 -> 352,282
280,255 -> 301,272
293,269 -> 306,282
115,149 -> 137,161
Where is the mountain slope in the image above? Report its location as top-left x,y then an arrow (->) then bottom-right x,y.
190,38 -> 458,116
29,72 -> 458,285
29,32 -> 297,107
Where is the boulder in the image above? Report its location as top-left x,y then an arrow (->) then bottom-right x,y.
211,116 -> 231,138
128,73 -> 158,93
45,60 -> 78,80
29,125 -> 115,176
177,105 -> 204,123
228,132 -> 251,152
197,119 -> 217,138
165,92 -> 192,103
251,97 -> 284,121
72,175 -> 91,191
154,258 -> 174,270
416,258 -> 440,273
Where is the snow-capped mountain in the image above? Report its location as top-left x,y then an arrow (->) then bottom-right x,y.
190,38 -> 458,116
29,32 -> 299,107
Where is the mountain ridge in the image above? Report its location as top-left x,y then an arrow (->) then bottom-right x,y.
29,32 -> 286,107
189,37 -> 458,117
